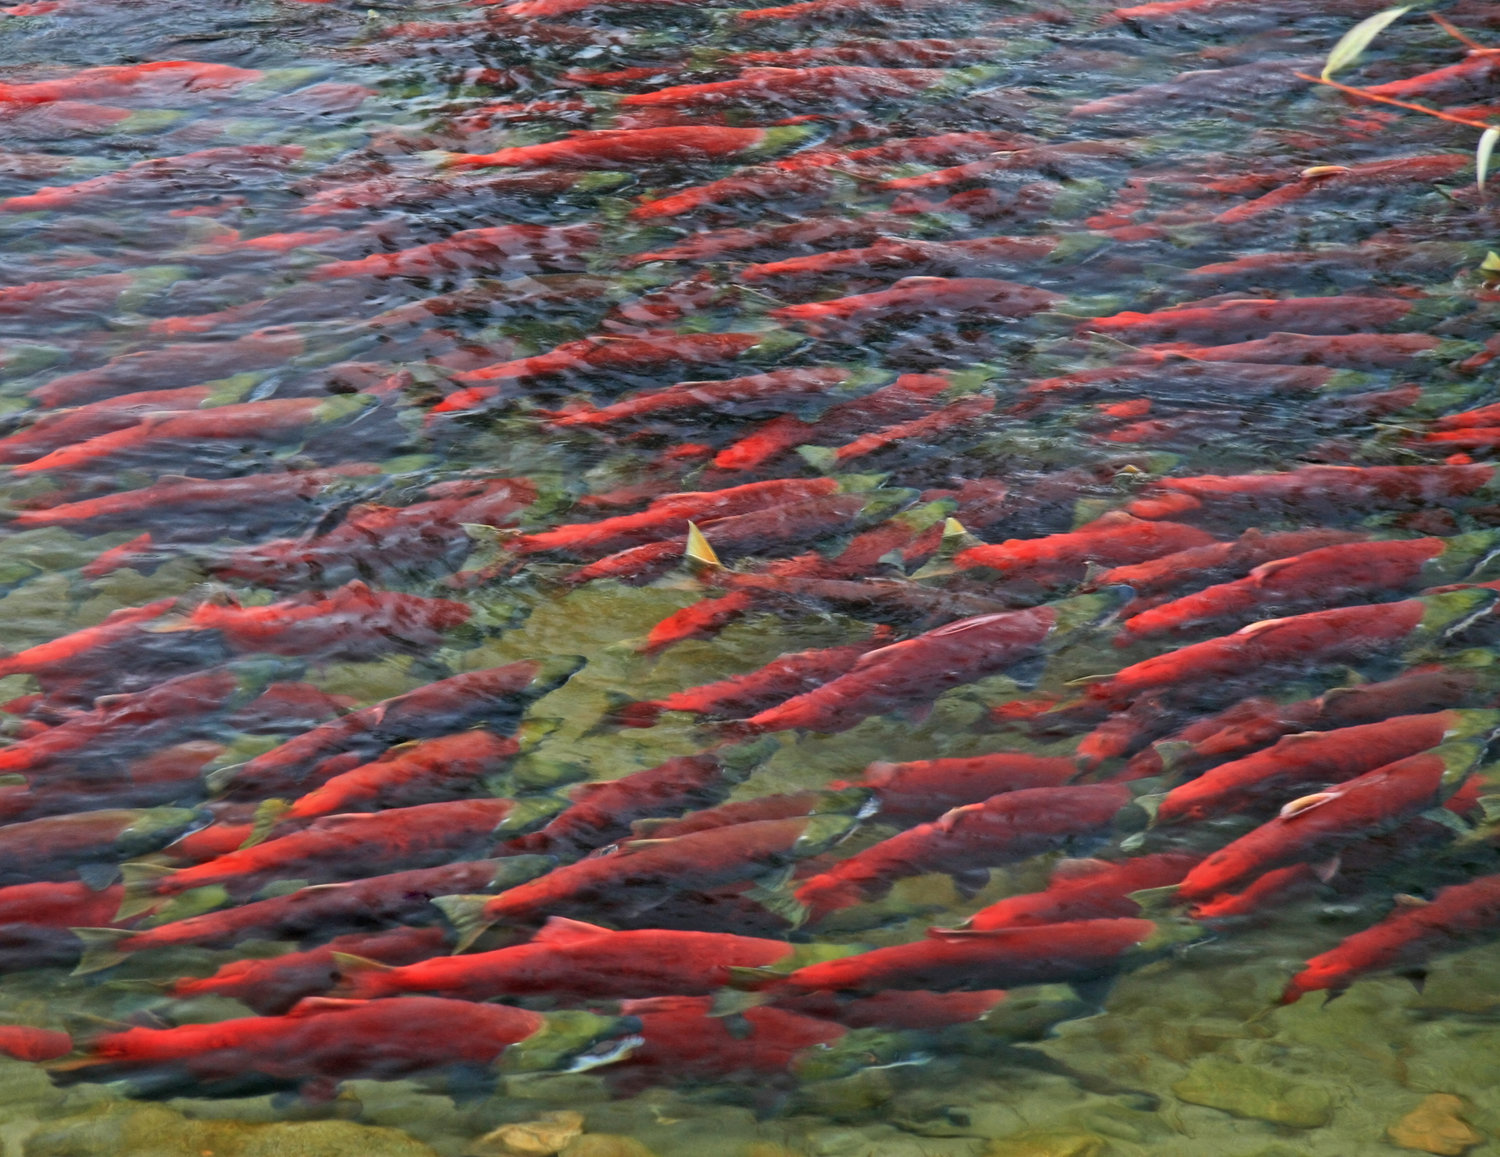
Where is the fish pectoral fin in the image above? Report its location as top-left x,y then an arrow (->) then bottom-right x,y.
330,951 -> 391,975
1312,856 -> 1342,884
75,862 -> 120,892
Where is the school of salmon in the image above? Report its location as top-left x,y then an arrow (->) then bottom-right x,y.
2,0 -> 1500,1144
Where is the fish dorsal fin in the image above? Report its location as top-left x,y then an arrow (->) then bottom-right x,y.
1049,857 -> 1114,882
286,997 -> 362,1018
1248,556 -> 1298,583
531,917 -> 613,947
330,952 -> 391,974
925,926 -> 1020,940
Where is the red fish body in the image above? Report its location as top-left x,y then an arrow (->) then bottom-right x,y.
741,235 -> 1061,287
29,327 -> 307,408
630,788 -> 872,839
441,815 -> 857,936
1084,592 -> 1490,710
960,854 -> 1204,931
1157,710 -> 1493,823
627,213 -> 914,266
618,66 -> 953,112
0,668 -> 238,780
66,997 -> 598,1095
176,581 -> 471,659
72,858 -> 551,972
711,372 -> 951,472
609,631 -> 891,728
0,598 -> 180,692
1175,743 -> 1483,905
1093,528 -> 1369,600
1082,296 -> 1417,345
758,918 -> 1161,993
737,606 -> 1056,735
308,224 -> 597,280
770,276 -> 1060,336
223,658 -> 582,799
134,798 -> 525,903
0,385 -> 217,464
608,995 -> 844,1093
12,394 -> 373,477
344,917 -> 794,1002
0,806 -> 202,887
0,145 -> 302,213
1018,361 -> 1345,411
550,367 -> 855,428
1281,873 -> 1500,1003
516,753 -> 732,856
275,731 -> 521,823
1214,155 -> 1470,224
792,782 -> 1132,918
1126,464 -> 1500,525
434,331 -> 781,414
831,753 -> 1078,822
1118,536 -> 1482,640
515,478 -> 837,560
0,60 -> 261,105
212,477 -> 537,587
448,124 -> 812,169
171,925 -> 447,1016
724,39 -> 1014,68
955,513 -> 1216,585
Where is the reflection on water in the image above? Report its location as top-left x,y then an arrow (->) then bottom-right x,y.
1,0 -> 1500,1152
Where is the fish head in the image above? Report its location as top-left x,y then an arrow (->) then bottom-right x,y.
115,807 -> 210,859
791,1026 -> 923,1083
792,814 -> 860,858
498,1009 -> 636,1074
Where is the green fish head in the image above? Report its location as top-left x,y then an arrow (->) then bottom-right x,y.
499,1010 -> 633,1074
116,808 -> 208,859
792,1027 -> 923,1083
792,814 -> 860,858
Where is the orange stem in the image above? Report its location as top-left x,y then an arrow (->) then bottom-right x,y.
1430,12 -> 1491,53
1296,72 -> 1500,133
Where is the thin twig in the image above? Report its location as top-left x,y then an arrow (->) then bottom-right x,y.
1430,12 -> 1493,53
1296,72 -> 1500,133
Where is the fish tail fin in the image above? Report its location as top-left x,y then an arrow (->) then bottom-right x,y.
70,927 -> 135,975
1126,884 -> 1181,916
243,799 -> 292,848
725,965 -> 785,992
593,691 -> 663,731
115,863 -> 174,920
329,952 -> 394,999
203,761 -> 245,795
432,894 -> 494,953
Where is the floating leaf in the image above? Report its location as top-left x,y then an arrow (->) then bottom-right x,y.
1478,126 -> 1500,194
684,521 -> 721,569
1322,6 -> 1412,80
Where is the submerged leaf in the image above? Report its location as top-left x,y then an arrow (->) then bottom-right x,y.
1478,126 -> 1499,194
1322,6 -> 1412,80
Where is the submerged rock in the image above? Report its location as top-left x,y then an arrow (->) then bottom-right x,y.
24,1103 -> 439,1157
1388,1094 -> 1483,1155
1170,1056 -> 1333,1128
